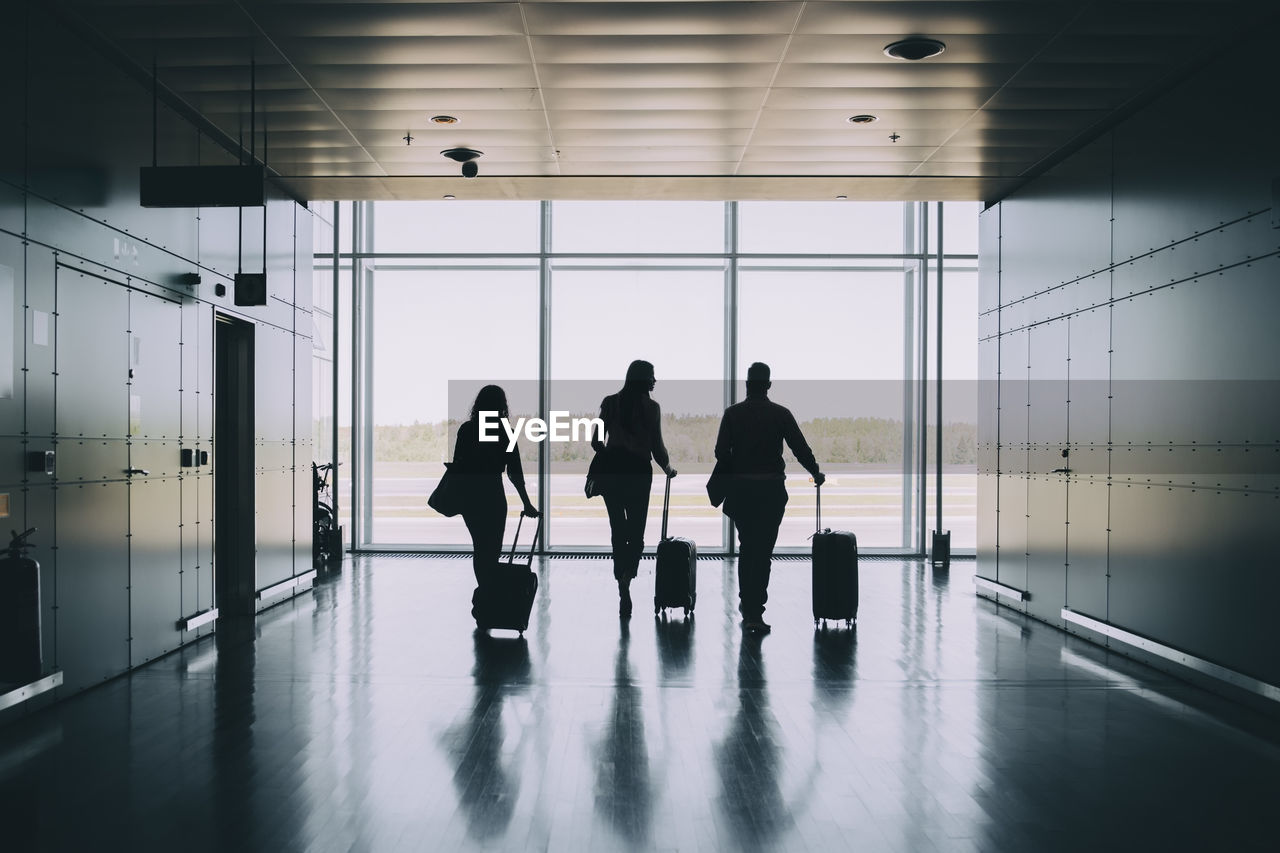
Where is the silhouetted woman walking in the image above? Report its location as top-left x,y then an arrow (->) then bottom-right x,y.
592,360 -> 676,617
452,385 -> 539,596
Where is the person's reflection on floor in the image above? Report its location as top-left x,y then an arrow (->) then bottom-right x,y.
715,632 -> 791,850
593,623 -> 654,846
439,631 -> 531,843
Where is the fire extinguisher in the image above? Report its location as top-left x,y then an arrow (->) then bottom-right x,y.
0,527 -> 42,685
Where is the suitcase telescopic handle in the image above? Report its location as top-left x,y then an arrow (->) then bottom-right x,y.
507,513 -> 542,561
815,481 -> 821,533
662,474 -> 671,541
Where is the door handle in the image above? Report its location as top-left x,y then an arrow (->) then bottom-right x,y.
124,468 -> 151,476
1050,467 -> 1072,474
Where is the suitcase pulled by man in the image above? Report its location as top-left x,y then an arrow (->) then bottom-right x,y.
654,475 -> 697,618
472,515 -> 540,635
811,484 -> 858,627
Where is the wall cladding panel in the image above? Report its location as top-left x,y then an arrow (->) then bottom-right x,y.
1109,485 -> 1278,686
1028,319 -> 1068,449
1068,308 -> 1111,447
256,468 -> 295,590
1065,480 -> 1109,621
23,249 -> 57,439
996,473 -> 1028,596
0,235 -> 22,437
998,329 -> 1028,447
129,290 -> 182,440
1025,473 -> 1066,623
129,476 -> 182,666
1112,53 -> 1280,258
256,323 -> 296,443
55,481 -> 129,692
977,207 -> 999,314
55,268 -> 127,438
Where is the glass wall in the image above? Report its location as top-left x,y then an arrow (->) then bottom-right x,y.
317,200 -> 978,554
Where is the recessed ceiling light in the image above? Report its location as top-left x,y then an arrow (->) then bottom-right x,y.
443,194 -> 456,200
847,114 -> 878,124
835,195 -> 848,200
431,115 -> 458,125
883,38 -> 946,61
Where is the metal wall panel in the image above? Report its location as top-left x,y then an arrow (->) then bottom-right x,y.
976,472 -> 998,581
129,290 -> 182,440
294,205 -> 315,313
998,329 -> 1028,447
255,468 -> 295,590
129,475 -> 183,666
1025,472 -> 1066,623
977,338 -> 998,447
256,323 -> 296,442
293,463 -> 311,554
180,475 -> 198,619
257,441 -> 293,474
55,268 -> 127,438
1109,485 -> 1279,686
54,438 -> 128,484
1065,480 -> 1109,621
294,328 -> 313,442
978,206 -> 999,314
1112,51 -> 1279,259
1028,319 -> 1068,449
0,437 -> 23,488
1068,308 -> 1110,447
55,481 -> 129,692
131,440 -> 183,480
196,207 -> 240,282
995,473 -> 1027,597
1111,272 -> 1280,446
24,249 -> 57,438
0,236 -> 22,436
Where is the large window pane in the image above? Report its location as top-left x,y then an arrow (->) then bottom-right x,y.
549,267 -> 725,549
372,201 -> 540,254
738,268 -> 917,549
368,268 -> 539,545
552,202 -> 724,254
738,202 -> 908,255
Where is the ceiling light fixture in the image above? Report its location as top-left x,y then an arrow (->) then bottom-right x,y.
847,114 -> 878,124
443,194 -> 456,200
431,115 -> 458,125
441,147 -> 483,178
835,195 -> 848,200
883,38 -> 946,61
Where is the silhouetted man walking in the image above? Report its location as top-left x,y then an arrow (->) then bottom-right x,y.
715,362 -> 824,633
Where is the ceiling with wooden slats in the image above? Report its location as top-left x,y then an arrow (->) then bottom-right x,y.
55,0 -> 1275,201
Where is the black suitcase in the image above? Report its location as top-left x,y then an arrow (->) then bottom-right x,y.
811,485 -> 858,627
473,516 -> 540,635
654,475 -> 697,617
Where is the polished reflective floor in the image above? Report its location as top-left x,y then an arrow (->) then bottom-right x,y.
1,555 -> 1277,852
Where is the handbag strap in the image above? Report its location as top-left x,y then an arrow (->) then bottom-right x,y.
662,474 -> 671,540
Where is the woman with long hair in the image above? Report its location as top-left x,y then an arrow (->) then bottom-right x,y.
452,385 -> 539,598
591,360 -> 677,617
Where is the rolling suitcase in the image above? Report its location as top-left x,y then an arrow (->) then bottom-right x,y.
654,475 -> 697,618
811,484 -> 858,627
473,515 -> 540,635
